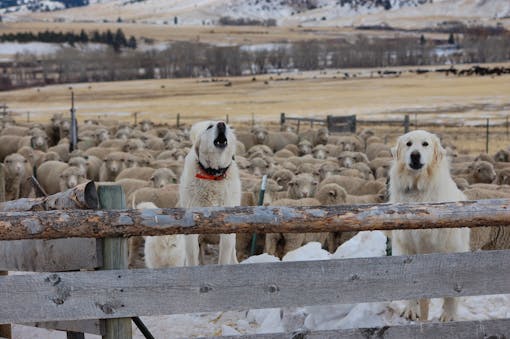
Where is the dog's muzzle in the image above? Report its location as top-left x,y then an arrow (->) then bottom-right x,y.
214,122 -> 228,149
409,151 -> 423,170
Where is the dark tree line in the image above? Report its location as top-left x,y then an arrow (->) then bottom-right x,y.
2,30 -> 509,90
0,29 -> 136,51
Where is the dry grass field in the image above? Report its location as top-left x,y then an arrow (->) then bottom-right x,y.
1,65 -> 509,153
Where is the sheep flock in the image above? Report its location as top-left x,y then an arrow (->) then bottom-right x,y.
1,113 -> 509,267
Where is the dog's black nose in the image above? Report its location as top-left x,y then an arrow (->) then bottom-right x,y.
410,151 -> 423,170
217,122 -> 226,133
410,151 -> 420,162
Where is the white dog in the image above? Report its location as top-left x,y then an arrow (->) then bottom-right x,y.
144,120 -> 241,268
389,130 -> 470,322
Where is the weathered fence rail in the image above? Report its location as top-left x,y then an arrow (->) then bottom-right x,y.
1,250 -> 508,324
0,198 -> 508,240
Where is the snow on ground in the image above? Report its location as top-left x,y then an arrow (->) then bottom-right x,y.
0,42 -> 61,56
11,231 -> 510,338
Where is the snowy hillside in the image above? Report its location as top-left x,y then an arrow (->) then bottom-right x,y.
2,0 -> 509,27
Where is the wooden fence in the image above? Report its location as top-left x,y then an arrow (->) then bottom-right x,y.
0,184 -> 509,338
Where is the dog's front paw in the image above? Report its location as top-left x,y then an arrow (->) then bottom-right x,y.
439,311 -> 454,322
401,301 -> 419,321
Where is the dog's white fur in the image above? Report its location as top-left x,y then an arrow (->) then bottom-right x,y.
389,130 -> 470,322
144,120 -> 241,268
141,202 -> 186,268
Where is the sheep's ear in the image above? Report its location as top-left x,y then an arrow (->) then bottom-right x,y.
312,180 -> 319,186
149,176 -> 155,181
328,190 -> 337,197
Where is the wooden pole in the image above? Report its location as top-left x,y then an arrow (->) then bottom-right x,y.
0,199 -> 510,241
506,115 -> 509,140
404,114 -> 410,133
70,91 -> 78,152
97,185 -> 132,339
0,164 -> 10,339
486,118 -> 490,154
176,113 -> 180,128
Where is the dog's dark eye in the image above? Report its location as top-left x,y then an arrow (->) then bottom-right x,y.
422,142 -> 429,147
207,125 -> 213,130
406,141 -> 412,147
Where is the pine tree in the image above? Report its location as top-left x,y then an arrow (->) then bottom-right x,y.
420,34 -> 426,45
448,33 -> 455,45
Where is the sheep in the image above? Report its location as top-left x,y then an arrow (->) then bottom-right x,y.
0,125 -> 29,136
128,185 -> 179,219
474,152 -> 495,164
85,146 -> 118,160
299,127 -> 329,146
3,153 -> 32,200
144,136 -> 165,151
453,177 -> 470,191
99,139 -> 126,149
369,157 -> 392,179
283,143 -> 300,155
99,152 -> 131,182
338,168 -> 366,179
298,140 -> 313,156
494,149 -> 510,162
318,175 -> 385,195
265,197 -> 327,258
263,131 -> 299,152
334,135 -> 364,152
47,143 -> 70,162
123,138 -> 145,152
495,169 -> 510,185
318,161 -> 342,181
366,142 -> 391,161
351,162 -> 375,181
312,144 -> 328,160
138,119 -> 154,132
464,188 -> 510,251
37,161 -> 86,194
39,151 -> 61,165
460,161 -> 497,184
86,155 -> 103,181
0,135 -> 24,161
288,173 -> 318,199
337,151 -> 369,168
116,178 -> 150,197
274,149 -> 295,158
17,146 -> 43,168
68,157 -> 88,177
150,168 -> 178,188
116,166 -> 155,182
247,157 -> 272,176
271,168 -> 295,191
315,183 -> 385,205
247,144 -> 273,158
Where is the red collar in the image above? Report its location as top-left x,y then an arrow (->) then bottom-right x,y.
195,161 -> 229,181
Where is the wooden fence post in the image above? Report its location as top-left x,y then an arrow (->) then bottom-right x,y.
486,118 -> 490,154
506,115 -> 509,140
176,113 -> 180,128
97,185 -> 132,339
404,114 -> 410,134
296,120 -> 301,134
0,164 -> 10,339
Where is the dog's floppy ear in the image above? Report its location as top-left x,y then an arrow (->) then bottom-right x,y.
391,137 -> 402,161
432,134 -> 446,164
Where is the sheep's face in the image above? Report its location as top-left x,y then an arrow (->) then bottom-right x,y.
288,174 -> 318,199
375,164 -> 390,179
59,120 -> 71,138
104,154 -> 126,174
51,113 -> 63,128
96,129 -> 110,143
115,128 -> 130,140
150,169 -> 177,188
392,130 -> 444,173
125,139 -> 144,152
319,163 -> 339,181
139,120 -> 153,132
473,161 -> 496,183
497,171 -> 510,185
298,141 -> 312,156
60,167 -> 86,190
252,126 -> 268,144
4,154 -> 27,176
31,135 -> 47,151
338,152 -> 355,168
248,157 -> 270,176
316,128 -> 329,145
68,157 -> 88,175
494,150 -> 509,162
312,146 -> 327,160
194,121 -> 237,170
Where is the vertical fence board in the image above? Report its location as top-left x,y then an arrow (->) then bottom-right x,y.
98,185 -> 132,339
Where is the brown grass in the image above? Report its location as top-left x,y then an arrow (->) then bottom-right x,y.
1,67 -> 509,153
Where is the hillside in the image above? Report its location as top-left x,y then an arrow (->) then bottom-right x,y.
1,0 -> 509,29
